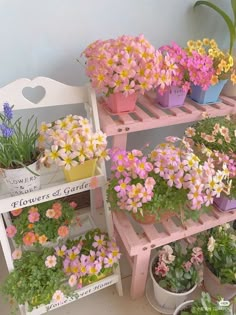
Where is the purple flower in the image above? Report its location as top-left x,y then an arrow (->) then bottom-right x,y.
0,124 -> 14,138
3,103 -> 13,120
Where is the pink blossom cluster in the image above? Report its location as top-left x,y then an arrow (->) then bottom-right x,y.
109,148 -> 155,214
39,115 -> 109,170
150,139 -> 229,210
155,244 -> 203,278
159,42 -> 214,93
53,234 -> 120,289
186,50 -> 214,90
83,34 -> 176,96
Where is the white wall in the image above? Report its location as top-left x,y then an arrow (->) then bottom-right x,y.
0,0 -> 231,149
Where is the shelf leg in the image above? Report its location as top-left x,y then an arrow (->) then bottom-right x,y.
0,214 -> 14,272
112,134 -> 127,150
130,250 -> 151,299
114,263 -> 123,296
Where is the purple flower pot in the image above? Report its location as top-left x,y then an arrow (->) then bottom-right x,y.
214,195 -> 236,211
156,86 -> 187,108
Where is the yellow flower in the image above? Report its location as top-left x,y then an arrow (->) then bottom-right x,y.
187,40 -> 195,48
198,47 -> 206,55
203,38 -> 210,46
231,72 -> 236,84
211,75 -> 219,85
196,40 -> 203,48
210,39 -> 217,48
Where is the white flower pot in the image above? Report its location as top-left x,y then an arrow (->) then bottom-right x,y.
204,264 -> 236,300
150,255 -> 197,311
1,161 -> 40,196
173,300 -> 193,315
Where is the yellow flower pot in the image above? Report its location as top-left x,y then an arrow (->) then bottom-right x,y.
63,159 -> 97,182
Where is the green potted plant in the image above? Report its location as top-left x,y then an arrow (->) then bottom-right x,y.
194,0 -> 236,96
6,200 -> 76,248
174,292 -> 233,315
0,102 -> 40,196
199,224 -> 236,300
39,114 -> 109,182
107,137 -> 229,224
1,228 -> 121,313
150,240 -> 203,312
185,114 -> 236,211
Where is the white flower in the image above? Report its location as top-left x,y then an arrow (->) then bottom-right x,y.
159,245 -> 176,264
52,290 -> 65,303
207,236 -> 215,253
222,223 -> 230,230
68,275 -> 77,287
45,255 -> 57,268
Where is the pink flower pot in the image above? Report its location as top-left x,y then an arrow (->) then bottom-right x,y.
204,264 -> 236,300
214,195 -> 236,211
106,92 -> 137,113
156,86 -> 187,108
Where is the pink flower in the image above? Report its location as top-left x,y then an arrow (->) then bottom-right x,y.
68,274 -> 77,287
183,261 -> 192,272
155,261 -> 169,277
69,201 -> 77,209
45,255 -> 57,268
58,226 -> 69,238
6,225 -> 17,238
191,247 -> 204,265
52,290 -> 65,303
12,249 -> 22,260
11,208 -> 23,216
28,211 -> 40,223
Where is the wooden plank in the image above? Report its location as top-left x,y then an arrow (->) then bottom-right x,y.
140,224 -> 160,242
220,95 -> 236,107
134,105 -> 154,122
118,113 -> 136,125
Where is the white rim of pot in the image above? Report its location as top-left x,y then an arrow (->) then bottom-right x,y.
173,300 -> 194,315
150,254 -> 197,297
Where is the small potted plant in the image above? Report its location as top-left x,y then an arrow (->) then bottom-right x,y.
199,224 -> 236,300
0,102 -> 40,196
157,42 -> 214,107
150,241 -> 203,312
6,200 -> 76,248
107,137 -> 229,224
82,34 -> 174,113
2,228 -> 120,313
185,115 -> 236,211
186,38 -> 235,103
174,292 -> 233,315
39,114 -> 109,182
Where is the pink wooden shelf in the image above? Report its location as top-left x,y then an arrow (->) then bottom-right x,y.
98,91 -> 236,138
97,91 -> 236,299
113,207 -> 236,299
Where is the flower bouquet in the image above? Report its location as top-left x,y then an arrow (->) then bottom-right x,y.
6,200 -> 76,248
198,224 -> 236,300
186,38 -> 235,103
82,34 -> 174,113
150,241 -> 203,311
185,115 -> 236,210
157,42 -> 214,107
107,137 -> 229,224
2,229 -> 120,312
0,102 -> 40,195
39,114 -> 109,182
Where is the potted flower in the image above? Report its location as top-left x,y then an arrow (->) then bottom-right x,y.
107,137 -> 229,224
6,200 -> 76,248
0,102 -> 40,196
199,224 -> 236,300
157,42 -> 214,107
150,241 -> 203,312
82,34 -> 173,113
194,1 -> 236,97
174,292 -> 232,315
1,229 -> 120,313
39,114 -> 109,182
185,115 -> 236,211
186,38 -> 235,103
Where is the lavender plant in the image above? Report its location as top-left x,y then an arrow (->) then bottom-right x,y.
0,102 -> 39,169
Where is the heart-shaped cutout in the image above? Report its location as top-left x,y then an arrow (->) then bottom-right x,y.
22,86 -> 46,104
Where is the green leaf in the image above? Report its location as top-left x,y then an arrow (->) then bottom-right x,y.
231,0 -> 236,27
194,1 -> 235,54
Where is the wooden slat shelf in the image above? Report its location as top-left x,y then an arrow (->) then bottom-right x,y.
97,90 -> 236,299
